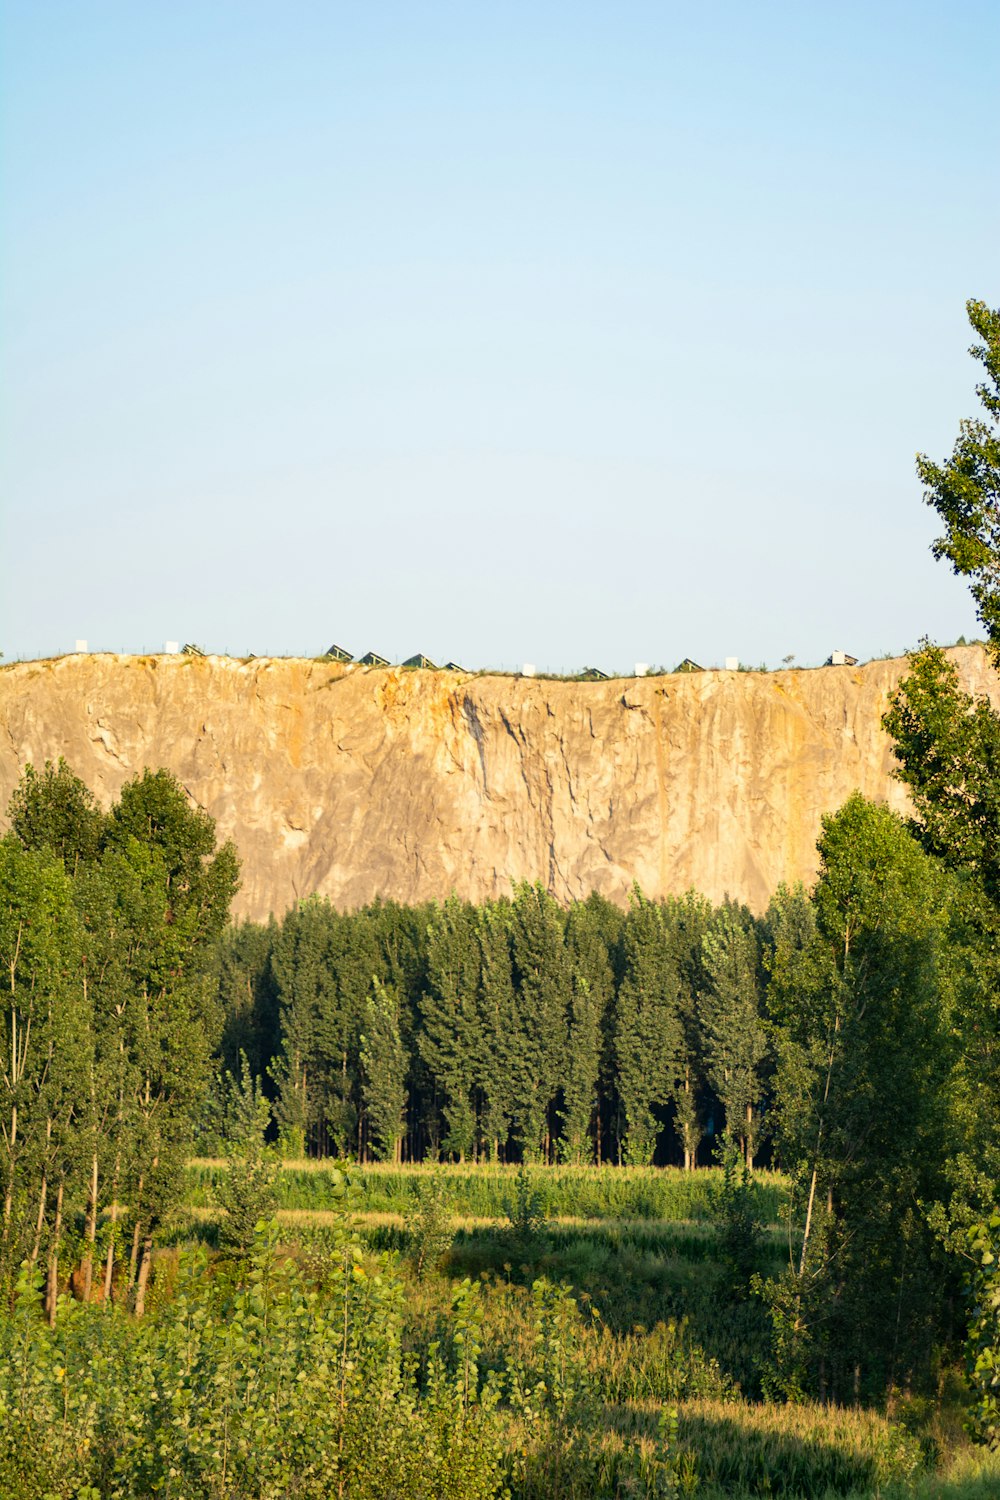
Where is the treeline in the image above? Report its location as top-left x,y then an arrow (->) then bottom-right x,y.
2,734 -> 999,1399
213,880 -> 796,1171
0,762 -> 238,1314
212,777 -> 1000,1397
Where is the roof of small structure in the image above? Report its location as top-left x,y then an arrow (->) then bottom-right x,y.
359,651 -> 390,667
403,653 -> 437,669
325,643 -> 353,662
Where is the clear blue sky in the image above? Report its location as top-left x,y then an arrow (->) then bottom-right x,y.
2,1 -> 997,670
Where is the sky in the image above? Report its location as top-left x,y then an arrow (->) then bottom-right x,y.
2,1 -> 998,672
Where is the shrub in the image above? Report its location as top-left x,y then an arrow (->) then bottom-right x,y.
404,1173 -> 455,1279
966,1212 -> 1000,1448
0,1230 -> 507,1500
503,1164 -> 549,1257
214,1056 -> 280,1252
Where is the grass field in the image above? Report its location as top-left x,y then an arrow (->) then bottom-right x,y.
175,1161 -> 999,1499
185,1157 -> 792,1222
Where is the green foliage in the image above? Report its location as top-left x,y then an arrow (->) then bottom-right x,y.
7,758 -> 104,869
965,1213 -> 1000,1448
708,1141 -> 765,1298
765,794 -> 957,1398
509,883 -> 570,1161
884,643 -> 1000,899
185,1159 -> 791,1223
0,1228 -> 508,1500
615,890 -> 682,1165
678,1397 -> 924,1495
1,760 -> 239,1314
503,1163 -> 550,1255
420,896 -> 482,1160
700,903 -> 768,1168
359,979 -> 407,1160
214,1055 -> 279,1252
916,300 -> 1000,651
404,1171 -> 455,1278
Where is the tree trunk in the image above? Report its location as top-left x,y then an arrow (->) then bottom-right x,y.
799,1162 -> 819,1276
3,1099 -> 18,1226
30,1166 -> 48,1267
134,1234 -> 154,1318
103,1148 -> 121,1302
45,1179 -> 63,1326
129,1173 -> 145,1285
81,1149 -> 99,1301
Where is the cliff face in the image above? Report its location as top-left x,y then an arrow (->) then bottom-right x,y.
0,648 -> 995,920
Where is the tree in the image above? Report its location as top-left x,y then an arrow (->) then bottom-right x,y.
560,900 -> 614,1164
102,770 -> 239,1311
614,890 -> 682,1165
7,760 -> 104,871
916,299 -> 1000,649
884,644 -> 1000,899
664,892 -> 714,1171
509,884 -> 569,1162
360,980 -> 407,1162
475,899 -> 518,1161
215,1052 -> 280,1252
700,902 -> 768,1170
884,304 -> 1000,1256
270,900 -> 378,1158
419,897 -> 481,1161
0,840 -> 88,1316
765,795 -> 956,1398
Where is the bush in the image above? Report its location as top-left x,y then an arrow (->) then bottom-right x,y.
503,1164 -> 550,1259
404,1172 -> 455,1278
214,1057 -> 280,1252
966,1212 -> 1000,1448
708,1142 -> 765,1297
0,1231 -> 507,1500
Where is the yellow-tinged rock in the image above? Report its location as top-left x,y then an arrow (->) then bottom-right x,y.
1,648 -> 996,919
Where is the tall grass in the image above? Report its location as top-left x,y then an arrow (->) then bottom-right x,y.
185,1159 -> 791,1224
171,1162 -> 997,1500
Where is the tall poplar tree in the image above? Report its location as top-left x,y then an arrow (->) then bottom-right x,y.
475,899 -> 518,1160
614,891 -> 682,1165
419,897 -> 481,1160
767,795 -> 956,1396
360,980 -> 407,1162
509,884 -> 569,1161
560,900 -> 613,1163
701,901 -> 768,1169
664,892 -> 714,1170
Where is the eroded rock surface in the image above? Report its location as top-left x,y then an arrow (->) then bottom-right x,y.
0,649 -> 995,919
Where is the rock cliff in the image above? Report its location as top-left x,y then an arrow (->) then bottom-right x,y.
0,648 -> 995,920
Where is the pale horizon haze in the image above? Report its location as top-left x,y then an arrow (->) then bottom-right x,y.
2,2 -> 998,671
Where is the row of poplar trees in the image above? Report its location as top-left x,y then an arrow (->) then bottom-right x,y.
0,762 -> 238,1314
216,879 -> 802,1171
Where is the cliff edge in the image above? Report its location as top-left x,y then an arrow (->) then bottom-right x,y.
1,648 -> 995,919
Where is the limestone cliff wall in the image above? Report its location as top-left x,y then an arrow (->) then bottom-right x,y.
0,648 -> 995,920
